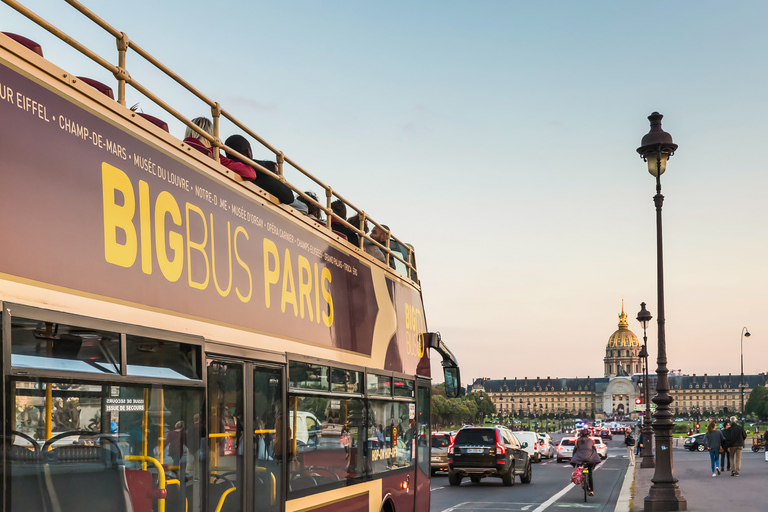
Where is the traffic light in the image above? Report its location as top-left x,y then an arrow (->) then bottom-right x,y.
635,398 -> 642,405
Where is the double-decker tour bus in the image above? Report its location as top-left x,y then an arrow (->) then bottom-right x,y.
0,2 -> 461,511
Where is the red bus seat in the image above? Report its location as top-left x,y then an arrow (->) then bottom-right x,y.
125,469 -> 156,512
137,113 -> 169,132
1,32 -> 43,56
77,76 -> 114,99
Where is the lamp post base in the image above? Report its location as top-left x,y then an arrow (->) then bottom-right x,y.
644,484 -> 687,511
640,455 -> 655,468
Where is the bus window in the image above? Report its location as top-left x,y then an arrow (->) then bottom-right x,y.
366,374 -> 392,396
287,395 -> 365,495
8,379 -> 204,512
368,400 -> 415,474
126,334 -> 202,381
289,361 -> 330,391
330,368 -> 363,394
10,318 -> 121,375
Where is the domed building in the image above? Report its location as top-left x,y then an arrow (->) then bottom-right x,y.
603,302 -> 642,378
471,302 -> 767,422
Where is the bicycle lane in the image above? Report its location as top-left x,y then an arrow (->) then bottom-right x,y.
532,455 -> 629,511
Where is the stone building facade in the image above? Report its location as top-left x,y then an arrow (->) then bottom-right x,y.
471,304 -> 766,420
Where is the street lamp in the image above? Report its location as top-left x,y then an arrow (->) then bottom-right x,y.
637,302 -> 655,468
637,112 -> 687,511
527,400 -> 531,430
740,327 -> 751,419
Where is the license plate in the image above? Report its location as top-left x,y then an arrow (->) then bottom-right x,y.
431,457 -> 440,461
467,448 -> 484,454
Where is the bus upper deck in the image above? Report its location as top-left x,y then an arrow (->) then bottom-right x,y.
0,1 -> 460,511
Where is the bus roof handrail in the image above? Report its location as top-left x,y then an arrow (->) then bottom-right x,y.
2,0 -> 418,282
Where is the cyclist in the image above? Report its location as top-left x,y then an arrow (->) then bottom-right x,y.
570,428 -> 601,496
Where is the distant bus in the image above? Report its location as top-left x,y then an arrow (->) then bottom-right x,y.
0,4 -> 461,512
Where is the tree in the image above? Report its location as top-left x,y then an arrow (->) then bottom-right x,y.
745,386 -> 768,419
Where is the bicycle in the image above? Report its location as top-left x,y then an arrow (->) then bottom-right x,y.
571,463 -> 592,502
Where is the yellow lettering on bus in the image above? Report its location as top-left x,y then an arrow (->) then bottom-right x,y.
321,266 -> 333,327
281,248 -> 298,316
298,255 -> 313,321
263,238 -> 280,308
138,180 -> 152,274
234,226 -> 252,303
155,191 -> 183,282
101,163 -> 137,268
314,263 -> 321,324
211,215 -> 232,297
185,203 -> 209,290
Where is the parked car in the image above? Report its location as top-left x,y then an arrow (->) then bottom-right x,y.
512,431 -> 541,462
447,426 -> 532,486
684,433 -> 707,452
431,432 -> 452,475
538,433 -> 556,459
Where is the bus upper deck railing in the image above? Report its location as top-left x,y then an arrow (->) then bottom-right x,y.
1,0 -> 418,282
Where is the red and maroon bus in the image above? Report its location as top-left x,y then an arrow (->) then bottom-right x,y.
0,2 -> 460,512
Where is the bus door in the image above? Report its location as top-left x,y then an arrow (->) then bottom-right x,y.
413,380 -> 431,512
207,356 -> 284,512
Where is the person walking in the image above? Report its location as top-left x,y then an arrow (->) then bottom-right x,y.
720,420 -> 731,473
763,429 -> 768,463
725,416 -> 747,476
703,421 -> 723,476
624,430 -> 636,465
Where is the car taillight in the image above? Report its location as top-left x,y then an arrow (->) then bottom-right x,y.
447,438 -> 456,455
495,430 -> 506,455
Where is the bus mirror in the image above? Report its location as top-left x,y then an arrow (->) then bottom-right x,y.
444,366 -> 461,398
424,332 -> 461,397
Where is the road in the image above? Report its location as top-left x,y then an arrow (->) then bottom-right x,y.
430,434 -> 631,512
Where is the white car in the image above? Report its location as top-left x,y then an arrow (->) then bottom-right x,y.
592,437 -> 607,460
512,431 -> 541,462
556,436 -> 607,462
556,437 -> 576,462
537,433 -> 556,459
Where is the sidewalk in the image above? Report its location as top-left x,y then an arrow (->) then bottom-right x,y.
629,447 -> 765,511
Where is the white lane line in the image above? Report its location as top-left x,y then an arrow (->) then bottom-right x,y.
531,459 -> 607,512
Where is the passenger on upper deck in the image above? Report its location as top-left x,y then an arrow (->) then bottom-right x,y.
346,213 -> 369,248
224,134 -> 295,204
370,225 -> 396,269
330,200 -> 356,241
183,117 -> 256,180
300,191 -> 323,221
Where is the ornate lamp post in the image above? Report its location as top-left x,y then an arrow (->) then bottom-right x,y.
637,112 -> 687,511
740,327 -> 751,419
527,400 -> 531,430
637,302 -> 655,468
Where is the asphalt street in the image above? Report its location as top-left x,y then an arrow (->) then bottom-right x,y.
430,435 -> 631,512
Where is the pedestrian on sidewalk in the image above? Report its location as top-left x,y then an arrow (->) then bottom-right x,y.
624,430 -> 636,465
720,420 -> 731,472
763,429 -> 768,463
724,415 -> 747,476
704,421 -> 723,476
635,430 -> 643,457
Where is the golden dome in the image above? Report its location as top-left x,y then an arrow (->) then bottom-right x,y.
607,301 -> 639,348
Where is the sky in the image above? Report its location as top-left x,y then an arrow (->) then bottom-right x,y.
4,1 -> 767,385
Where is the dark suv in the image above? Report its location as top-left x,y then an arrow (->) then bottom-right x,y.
447,426 -> 532,486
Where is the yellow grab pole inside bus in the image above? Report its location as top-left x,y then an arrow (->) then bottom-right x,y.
142,388 -> 149,470
45,383 -> 52,442
158,388 -> 164,464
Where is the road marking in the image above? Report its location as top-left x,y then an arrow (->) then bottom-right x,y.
440,503 -> 535,511
552,504 -> 600,508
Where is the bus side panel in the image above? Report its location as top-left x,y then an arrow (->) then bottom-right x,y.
381,472 -> 414,512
